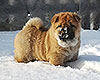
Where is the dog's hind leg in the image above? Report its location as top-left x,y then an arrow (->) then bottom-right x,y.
14,48 -> 34,63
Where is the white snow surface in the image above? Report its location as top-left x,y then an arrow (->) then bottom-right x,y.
0,30 -> 100,80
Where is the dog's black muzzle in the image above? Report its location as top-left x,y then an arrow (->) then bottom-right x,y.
59,26 -> 75,42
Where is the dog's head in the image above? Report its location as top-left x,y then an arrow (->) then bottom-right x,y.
50,12 -> 81,47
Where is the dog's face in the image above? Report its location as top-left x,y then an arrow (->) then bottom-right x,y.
51,12 -> 81,47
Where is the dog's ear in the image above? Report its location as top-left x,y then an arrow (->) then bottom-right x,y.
73,13 -> 81,22
51,15 -> 59,23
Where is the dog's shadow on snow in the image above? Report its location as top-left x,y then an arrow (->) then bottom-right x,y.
64,55 -> 100,69
79,55 -> 100,62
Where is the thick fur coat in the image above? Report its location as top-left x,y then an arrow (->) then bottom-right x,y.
14,12 -> 81,66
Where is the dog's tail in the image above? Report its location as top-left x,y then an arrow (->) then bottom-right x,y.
23,17 -> 43,30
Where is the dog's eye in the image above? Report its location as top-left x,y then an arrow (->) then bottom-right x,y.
70,24 -> 76,29
56,25 -> 62,29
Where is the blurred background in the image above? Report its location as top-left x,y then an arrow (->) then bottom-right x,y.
0,0 -> 100,31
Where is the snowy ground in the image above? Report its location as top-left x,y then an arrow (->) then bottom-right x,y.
0,30 -> 100,80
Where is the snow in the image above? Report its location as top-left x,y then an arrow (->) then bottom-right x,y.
0,30 -> 100,80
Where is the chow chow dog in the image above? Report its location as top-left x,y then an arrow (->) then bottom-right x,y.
14,12 -> 81,66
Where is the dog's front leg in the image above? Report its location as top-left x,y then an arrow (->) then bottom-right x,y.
68,50 -> 79,62
48,53 -> 64,66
